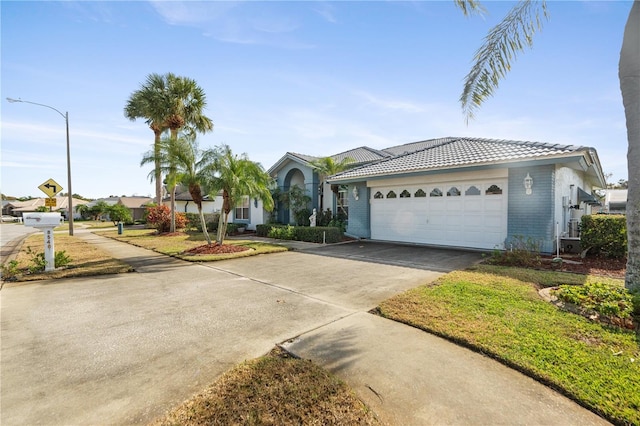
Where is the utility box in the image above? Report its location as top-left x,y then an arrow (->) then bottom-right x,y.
23,212 -> 62,228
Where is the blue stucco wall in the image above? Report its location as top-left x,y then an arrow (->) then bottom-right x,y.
273,161 -> 318,223
507,165 -> 555,253
346,182 -> 370,238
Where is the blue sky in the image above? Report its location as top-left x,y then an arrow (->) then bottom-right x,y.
1,1 -> 631,199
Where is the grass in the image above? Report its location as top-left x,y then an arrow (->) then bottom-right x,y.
151,347 -> 379,426
99,229 -> 289,261
378,264 -> 640,425
5,233 -> 132,282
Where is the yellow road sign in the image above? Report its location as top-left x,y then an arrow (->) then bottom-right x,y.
38,178 -> 63,198
44,198 -> 57,207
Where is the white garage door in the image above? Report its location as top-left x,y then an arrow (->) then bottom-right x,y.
370,180 -> 507,250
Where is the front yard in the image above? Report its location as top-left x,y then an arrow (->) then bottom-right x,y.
4,227 -> 638,424
378,265 -> 639,425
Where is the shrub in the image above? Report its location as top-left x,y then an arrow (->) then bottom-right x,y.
486,235 -> 541,267
145,205 -> 187,233
295,226 -> 343,243
25,247 -> 72,273
268,225 -> 296,240
185,212 -> 219,233
256,224 -> 273,237
1,260 -> 20,280
580,215 -> 627,258
552,282 -> 634,320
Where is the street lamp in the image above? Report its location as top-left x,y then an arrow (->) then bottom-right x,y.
7,97 -> 74,236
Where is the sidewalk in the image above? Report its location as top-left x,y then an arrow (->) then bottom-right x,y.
282,313 -> 610,425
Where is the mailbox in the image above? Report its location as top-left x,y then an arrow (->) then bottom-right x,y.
23,212 -> 62,228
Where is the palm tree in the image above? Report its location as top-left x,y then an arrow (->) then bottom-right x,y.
164,74 -> 214,233
457,0 -> 639,290
170,136 -> 216,244
309,157 -> 355,216
124,73 -> 171,205
209,144 -> 274,245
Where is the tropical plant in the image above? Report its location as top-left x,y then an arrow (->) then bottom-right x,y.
208,144 -> 274,245
170,135 -> 217,244
456,0 -> 638,290
125,72 -> 214,232
309,157 -> 355,214
124,73 -> 171,205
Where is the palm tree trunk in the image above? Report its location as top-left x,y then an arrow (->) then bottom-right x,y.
170,185 -> 176,233
216,190 -> 230,244
620,1 -> 640,290
198,206 -> 212,244
154,130 -> 163,205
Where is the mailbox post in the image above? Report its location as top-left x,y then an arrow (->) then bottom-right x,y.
23,212 -> 61,272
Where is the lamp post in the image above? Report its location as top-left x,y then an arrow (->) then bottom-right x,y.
7,97 -> 74,236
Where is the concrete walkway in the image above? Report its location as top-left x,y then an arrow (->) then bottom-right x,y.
1,231 -> 609,425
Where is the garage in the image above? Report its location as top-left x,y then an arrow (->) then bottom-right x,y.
370,179 -> 507,250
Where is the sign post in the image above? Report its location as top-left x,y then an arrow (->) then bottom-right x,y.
23,212 -> 61,272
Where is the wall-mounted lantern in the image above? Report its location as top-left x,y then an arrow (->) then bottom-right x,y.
524,173 -> 533,195
352,186 -> 359,201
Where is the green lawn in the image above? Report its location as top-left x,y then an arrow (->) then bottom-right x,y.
99,229 -> 289,261
378,265 -> 639,425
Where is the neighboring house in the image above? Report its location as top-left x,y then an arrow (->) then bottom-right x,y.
117,196 -> 154,221
5,197 -> 89,220
85,196 -> 153,221
163,188 -> 265,231
163,188 -> 222,216
268,137 -> 606,254
600,189 -> 627,214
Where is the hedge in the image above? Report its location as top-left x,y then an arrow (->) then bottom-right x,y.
258,224 -> 343,243
580,214 -> 627,258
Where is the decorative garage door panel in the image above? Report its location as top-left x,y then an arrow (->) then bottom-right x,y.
370,181 -> 506,250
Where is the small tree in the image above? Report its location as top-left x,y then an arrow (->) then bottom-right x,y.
107,204 -> 133,225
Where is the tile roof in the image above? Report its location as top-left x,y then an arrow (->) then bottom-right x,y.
332,146 -> 392,164
330,137 -> 585,181
382,137 -> 458,156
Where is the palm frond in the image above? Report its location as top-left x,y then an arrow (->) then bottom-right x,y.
454,0 -> 486,17
460,0 -> 548,123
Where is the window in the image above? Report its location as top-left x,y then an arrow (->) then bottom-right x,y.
465,186 -> 481,196
386,190 -> 397,199
486,184 -> 503,195
414,189 -> 426,198
235,196 -> 249,221
430,188 -> 443,197
447,187 -> 461,196
400,190 -> 411,198
338,187 -> 349,217
374,191 -> 384,199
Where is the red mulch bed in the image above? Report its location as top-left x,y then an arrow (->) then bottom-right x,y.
540,254 -> 626,279
183,244 -> 250,255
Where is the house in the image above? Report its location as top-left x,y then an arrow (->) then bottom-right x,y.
84,196 -> 153,221
268,146 -> 392,224
4,196 -> 89,220
163,187 -> 265,231
268,137 -> 606,253
117,196 -> 154,221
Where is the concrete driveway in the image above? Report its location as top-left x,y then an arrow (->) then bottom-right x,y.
0,235 -> 442,425
299,240 -> 485,272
